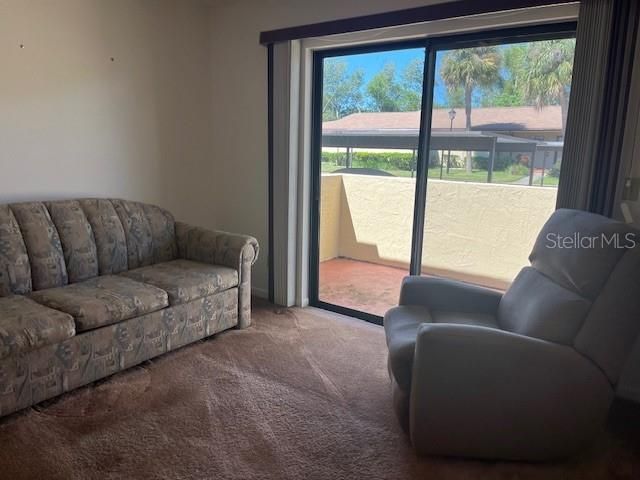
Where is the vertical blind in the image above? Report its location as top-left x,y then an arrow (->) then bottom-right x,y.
557,0 -> 640,216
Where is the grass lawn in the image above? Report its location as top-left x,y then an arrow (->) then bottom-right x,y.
322,163 -> 525,183
322,163 -> 343,173
427,167 -> 525,183
322,164 -> 418,178
540,175 -> 560,187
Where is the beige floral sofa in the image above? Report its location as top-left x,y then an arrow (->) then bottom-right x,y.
0,199 -> 258,417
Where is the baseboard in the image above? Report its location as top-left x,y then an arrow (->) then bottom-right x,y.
252,286 -> 269,299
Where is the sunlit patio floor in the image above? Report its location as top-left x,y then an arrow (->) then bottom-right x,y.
318,258 -> 408,317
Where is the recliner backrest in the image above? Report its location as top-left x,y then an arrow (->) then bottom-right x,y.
574,245 -> 640,383
0,199 -> 177,296
498,209 -> 640,384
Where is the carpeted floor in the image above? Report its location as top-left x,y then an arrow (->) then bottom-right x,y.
0,300 -> 639,479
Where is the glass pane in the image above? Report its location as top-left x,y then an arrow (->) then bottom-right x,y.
422,38 -> 576,290
318,47 -> 425,316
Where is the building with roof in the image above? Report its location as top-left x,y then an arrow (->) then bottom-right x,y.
322,106 -> 564,174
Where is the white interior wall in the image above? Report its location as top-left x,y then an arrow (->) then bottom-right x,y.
0,0 -> 214,226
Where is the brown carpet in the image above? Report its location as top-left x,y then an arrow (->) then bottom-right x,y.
0,300 -> 639,479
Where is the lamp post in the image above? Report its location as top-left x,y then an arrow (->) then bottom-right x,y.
446,108 -> 456,175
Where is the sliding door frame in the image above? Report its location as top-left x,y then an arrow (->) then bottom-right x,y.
309,39 -> 428,325
309,22 -> 577,325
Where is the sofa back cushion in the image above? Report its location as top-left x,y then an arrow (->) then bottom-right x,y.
111,200 -> 154,270
47,200 -> 99,284
141,203 -> 177,264
10,202 -> 68,290
79,199 -> 129,275
1,198 -> 177,290
0,205 -> 32,296
111,200 -> 177,270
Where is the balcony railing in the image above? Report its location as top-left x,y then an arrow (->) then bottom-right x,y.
320,173 -> 557,293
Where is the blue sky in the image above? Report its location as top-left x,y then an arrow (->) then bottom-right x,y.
328,47 -> 450,107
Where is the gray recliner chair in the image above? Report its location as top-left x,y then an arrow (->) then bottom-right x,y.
384,209 -> 640,461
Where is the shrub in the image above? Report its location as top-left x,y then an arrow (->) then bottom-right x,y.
472,152 -> 515,171
439,152 -> 463,168
509,163 -> 530,176
322,150 -> 445,172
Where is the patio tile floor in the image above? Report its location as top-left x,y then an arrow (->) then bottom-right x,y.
318,258 -> 408,317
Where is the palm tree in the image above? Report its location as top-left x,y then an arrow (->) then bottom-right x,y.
519,39 -> 575,136
441,47 -> 501,172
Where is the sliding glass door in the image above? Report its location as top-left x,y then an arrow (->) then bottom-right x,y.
310,24 -> 577,323
312,42 -> 426,319
421,34 -> 576,291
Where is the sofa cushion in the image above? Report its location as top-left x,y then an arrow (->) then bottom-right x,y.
384,305 -> 431,391
121,259 -> 238,306
30,276 -> 168,332
79,199 -> 129,275
0,295 -> 75,360
0,206 -> 32,296
47,200 -> 99,284
10,202 -> 68,291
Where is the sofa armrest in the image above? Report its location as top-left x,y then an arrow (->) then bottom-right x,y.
410,323 -> 613,460
176,222 -> 258,329
399,276 -> 502,314
175,222 -> 259,271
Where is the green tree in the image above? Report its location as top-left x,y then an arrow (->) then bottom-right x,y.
518,39 -> 575,135
440,46 -> 501,171
400,58 -> 424,110
366,62 -> 405,112
322,59 -> 365,121
481,44 -> 527,107
446,85 -> 465,108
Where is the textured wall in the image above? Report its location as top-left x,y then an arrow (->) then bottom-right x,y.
319,175 -> 343,262
320,174 -> 557,290
338,176 -> 416,270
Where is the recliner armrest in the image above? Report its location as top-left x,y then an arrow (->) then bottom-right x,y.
399,276 -> 502,314
410,323 -> 613,460
175,222 -> 259,271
